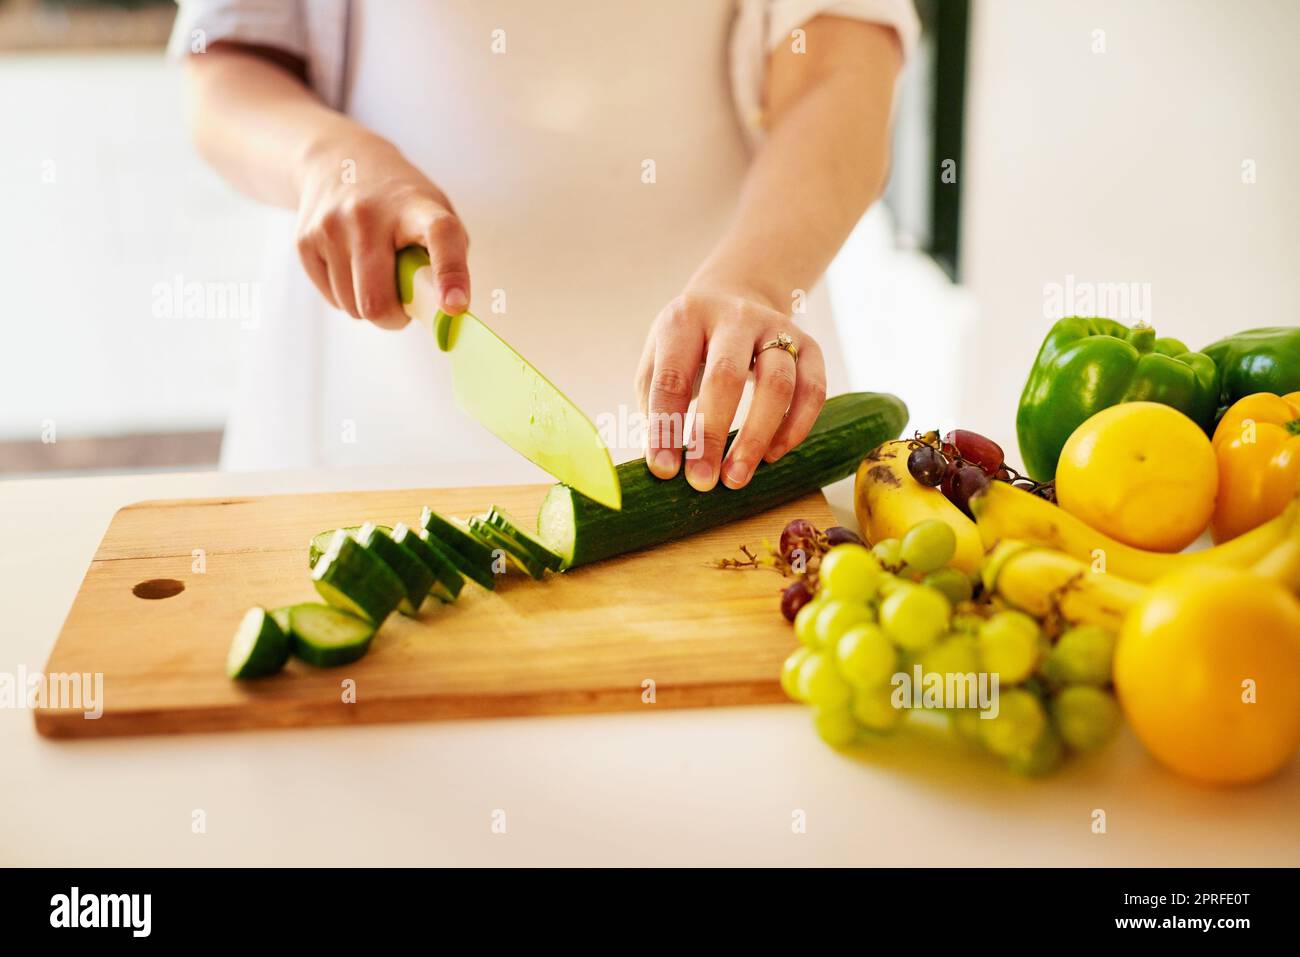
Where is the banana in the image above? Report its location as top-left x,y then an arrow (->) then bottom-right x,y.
984,502 -> 1300,631
854,440 -> 984,574
971,479 -> 1294,584
981,541 -> 1147,632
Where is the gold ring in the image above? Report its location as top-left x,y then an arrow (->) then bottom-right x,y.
755,331 -> 798,365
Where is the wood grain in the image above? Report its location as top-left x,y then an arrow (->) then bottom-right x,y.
37,485 -> 833,738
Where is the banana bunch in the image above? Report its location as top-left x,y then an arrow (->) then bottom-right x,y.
982,499 -> 1300,630
854,440 -> 984,574
971,480 -> 1292,583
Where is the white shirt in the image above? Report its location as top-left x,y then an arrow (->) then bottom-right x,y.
169,0 -> 917,472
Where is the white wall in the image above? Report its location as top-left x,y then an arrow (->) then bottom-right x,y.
961,0 -> 1300,466
0,52 -> 272,441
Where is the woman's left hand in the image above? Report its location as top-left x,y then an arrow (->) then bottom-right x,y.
635,288 -> 827,492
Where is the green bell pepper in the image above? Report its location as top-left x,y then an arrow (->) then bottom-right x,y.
1016,317 -> 1218,481
1201,326 -> 1300,419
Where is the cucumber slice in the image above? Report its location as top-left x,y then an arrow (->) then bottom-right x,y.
309,524 -> 391,568
481,506 -> 564,572
420,507 -> 497,590
468,515 -> 547,580
283,602 -> 375,668
226,607 -> 290,679
391,523 -> 465,602
269,606 -> 293,636
311,529 -> 405,624
354,522 -> 434,615
537,392 -> 908,569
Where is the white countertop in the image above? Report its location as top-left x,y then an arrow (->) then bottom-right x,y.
2,464 -> 1296,866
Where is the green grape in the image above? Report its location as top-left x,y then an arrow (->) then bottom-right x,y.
922,567 -> 973,605
879,583 -> 951,651
814,598 -> 874,649
1052,685 -> 1121,751
812,706 -> 860,747
950,611 -> 985,635
835,623 -> 898,688
876,574 -> 905,599
900,519 -> 957,572
796,652 -> 852,709
918,634 -> 980,683
977,610 -> 1041,684
871,538 -> 903,569
1043,626 -> 1116,686
819,544 -> 883,602
1007,727 -> 1064,777
979,688 -> 1047,757
781,647 -> 813,701
793,597 -> 825,648
851,685 -> 902,732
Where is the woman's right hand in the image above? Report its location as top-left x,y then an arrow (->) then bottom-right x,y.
294,131 -> 470,330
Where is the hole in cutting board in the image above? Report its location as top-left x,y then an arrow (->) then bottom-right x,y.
132,578 -> 185,600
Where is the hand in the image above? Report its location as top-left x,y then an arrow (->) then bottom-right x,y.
636,289 -> 828,491
294,133 -> 470,329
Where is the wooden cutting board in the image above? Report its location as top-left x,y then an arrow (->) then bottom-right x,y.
37,485 -> 833,738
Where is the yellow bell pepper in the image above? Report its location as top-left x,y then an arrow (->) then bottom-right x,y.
1210,392 -> 1300,542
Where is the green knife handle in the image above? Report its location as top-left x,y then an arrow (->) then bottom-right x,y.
397,245 -> 455,351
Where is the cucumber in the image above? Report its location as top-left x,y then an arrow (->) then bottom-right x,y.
226,607 -> 291,679
354,522 -> 434,615
537,391 -> 907,568
391,522 -> 465,602
481,506 -> 564,572
309,524 -> 391,567
282,602 -> 375,668
420,507 -> 497,590
311,529 -> 406,624
468,516 -> 547,580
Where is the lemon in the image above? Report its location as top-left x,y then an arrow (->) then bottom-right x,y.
1056,402 -> 1217,552
1115,567 -> 1300,785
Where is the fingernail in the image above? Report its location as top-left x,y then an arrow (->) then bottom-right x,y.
723,458 -> 751,488
686,460 -> 716,491
651,449 -> 679,478
443,287 -> 467,313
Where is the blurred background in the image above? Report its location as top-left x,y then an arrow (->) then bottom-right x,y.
1,0 -> 1297,478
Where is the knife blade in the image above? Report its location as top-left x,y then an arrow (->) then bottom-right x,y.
397,246 -> 622,510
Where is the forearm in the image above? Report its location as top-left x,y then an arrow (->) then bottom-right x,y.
689,19 -> 902,310
182,44 -> 394,209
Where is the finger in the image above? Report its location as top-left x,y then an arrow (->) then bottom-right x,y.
319,233 -> 360,319
398,200 -> 472,314
722,340 -> 798,489
296,239 -> 337,309
351,243 -> 408,331
686,329 -> 752,491
643,307 -> 705,479
766,338 -> 827,462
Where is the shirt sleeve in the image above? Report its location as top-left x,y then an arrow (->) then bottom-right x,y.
731,0 -> 921,144
166,0 -> 309,63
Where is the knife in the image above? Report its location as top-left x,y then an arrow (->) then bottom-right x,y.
397,246 -> 621,510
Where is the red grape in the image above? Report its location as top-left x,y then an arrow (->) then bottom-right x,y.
907,444 -> 949,487
780,580 -> 814,622
944,465 -> 990,518
944,429 -> 1004,476
825,526 -> 864,547
779,519 -> 819,563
